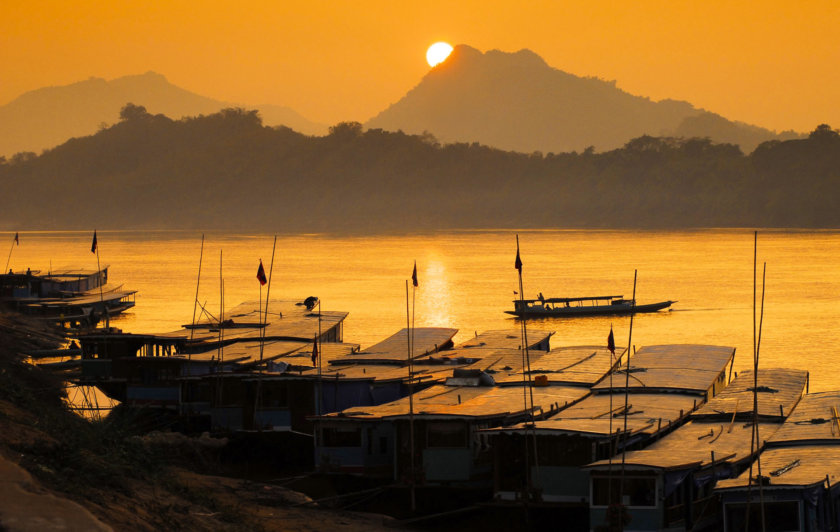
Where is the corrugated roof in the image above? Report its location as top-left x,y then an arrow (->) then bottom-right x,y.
587,421 -> 781,470
494,345 -> 617,386
498,392 -> 700,438
450,329 -> 553,352
178,299 -> 348,343
336,327 -> 458,364
717,446 -> 840,490
767,391 -> 840,446
592,344 -> 734,394
693,368 -> 808,420
324,384 -> 587,421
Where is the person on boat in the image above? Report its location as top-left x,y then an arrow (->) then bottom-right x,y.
538,292 -> 545,302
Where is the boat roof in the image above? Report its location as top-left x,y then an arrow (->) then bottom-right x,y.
172,299 -> 348,343
716,445 -> 840,491
217,339 -> 359,365
492,392 -> 700,438
515,295 -> 624,304
765,390 -> 840,446
591,344 -> 735,395
443,348 -> 545,381
22,289 -> 136,308
322,383 -> 588,421
692,368 -> 808,421
586,421 -> 780,472
320,363 -> 454,384
334,327 -> 457,365
447,329 -> 553,352
493,345 -> 619,387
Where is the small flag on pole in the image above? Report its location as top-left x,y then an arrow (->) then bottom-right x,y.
412,261 -> 418,287
311,340 -> 318,366
90,231 -> 97,253
514,248 -> 522,273
607,326 -> 615,355
13,232 -> 19,245
256,260 -> 267,285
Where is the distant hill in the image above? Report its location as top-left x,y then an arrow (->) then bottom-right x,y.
0,108 -> 837,232
0,72 -> 327,157
366,45 -> 799,154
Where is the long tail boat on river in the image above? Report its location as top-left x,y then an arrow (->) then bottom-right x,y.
506,294 -> 674,318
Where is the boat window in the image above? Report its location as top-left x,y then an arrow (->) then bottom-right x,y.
322,427 -> 362,447
427,421 -> 468,448
724,500 -> 801,531
591,473 -> 657,508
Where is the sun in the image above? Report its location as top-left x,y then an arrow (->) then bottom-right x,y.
426,42 -> 453,67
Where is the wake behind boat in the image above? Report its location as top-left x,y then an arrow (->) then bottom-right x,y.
505,294 -> 674,318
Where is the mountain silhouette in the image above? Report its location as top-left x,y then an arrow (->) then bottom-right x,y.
1,107 -> 837,232
366,45 -> 798,154
0,72 -> 327,157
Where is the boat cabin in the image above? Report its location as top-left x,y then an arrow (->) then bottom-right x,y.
584,368 -> 808,531
716,390 -> 840,532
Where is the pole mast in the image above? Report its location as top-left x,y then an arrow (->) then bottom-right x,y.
406,278 -> 416,512
4,232 -> 17,273
618,269 -> 638,526
188,234 -> 205,362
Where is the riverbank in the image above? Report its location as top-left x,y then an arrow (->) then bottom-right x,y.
0,313 -> 396,531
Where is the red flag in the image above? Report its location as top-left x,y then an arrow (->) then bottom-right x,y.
90,231 -> 97,253
412,261 -> 418,287
607,326 -> 615,355
256,260 -> 267,285
514,248 -> 522,273
311,340 -> 318,366
13,232 -> 18,245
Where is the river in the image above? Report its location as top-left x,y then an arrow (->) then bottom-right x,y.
6,229 -> 840,391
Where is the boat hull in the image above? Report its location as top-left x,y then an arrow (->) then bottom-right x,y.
505,300 -> 674,318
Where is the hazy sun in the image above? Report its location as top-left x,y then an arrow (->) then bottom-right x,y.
426,42 -> 453,67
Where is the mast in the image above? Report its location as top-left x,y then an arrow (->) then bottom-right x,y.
514,235 -> 538,498
4,232 -> 18,273
254,236 -> 277,430
746,230 -> 767,532
405,277 -> 416,513
618,269 -> 638,521
188,234 -> 205,363
92,230 -> 108,330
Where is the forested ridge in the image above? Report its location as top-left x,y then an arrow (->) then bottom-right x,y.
1,105 -> 838,232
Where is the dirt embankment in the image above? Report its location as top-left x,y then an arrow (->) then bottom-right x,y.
0,313 -> 396,531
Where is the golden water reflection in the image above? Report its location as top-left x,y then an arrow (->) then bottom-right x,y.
5,229 -> 840,392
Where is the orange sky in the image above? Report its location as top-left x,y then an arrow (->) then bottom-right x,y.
2,1 -> 838,132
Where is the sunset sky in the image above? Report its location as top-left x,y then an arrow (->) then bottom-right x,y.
3,1 -> 838,133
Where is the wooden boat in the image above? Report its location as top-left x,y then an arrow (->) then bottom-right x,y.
505,294 -> 674,318
0,266 -> 136,327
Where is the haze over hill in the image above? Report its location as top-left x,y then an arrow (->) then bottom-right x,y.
366,45 -> 800,154
0,72 -> 327,157
0,106 -> 837,232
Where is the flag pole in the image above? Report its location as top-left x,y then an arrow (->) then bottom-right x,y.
4,232 -> 18,273
514,234 -> 537,500
405,278 -> 416,513
92,231 -> 109,330
618,269 -> 638,526
254,236 -> 277,430
317,299 -> 323,446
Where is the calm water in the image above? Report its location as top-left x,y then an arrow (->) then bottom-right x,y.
6,229 -> 840,391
